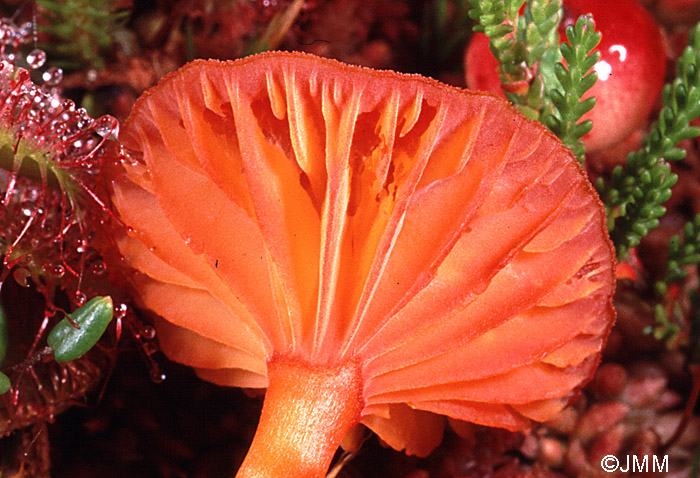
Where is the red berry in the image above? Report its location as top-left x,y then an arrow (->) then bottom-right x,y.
464,31 -> 502,98
464,0 -> 666,152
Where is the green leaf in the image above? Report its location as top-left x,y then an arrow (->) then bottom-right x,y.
0,372 -> 9,394
48,296 -> 113,363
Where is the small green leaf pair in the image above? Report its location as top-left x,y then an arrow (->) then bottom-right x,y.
48,296 -> 114,363
0,295 -> 113,394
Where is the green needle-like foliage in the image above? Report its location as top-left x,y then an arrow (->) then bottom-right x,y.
648,302 -> 683,344
467,0 -> 526,95
543,15 -> 600,163
467,0 -> 510,38
599,22 -> 700,260
521,0 -> 562,67
37,0 -> 128,71
647,214 -> 700,346
467,0 -> 563,120
656,213 -> 700,297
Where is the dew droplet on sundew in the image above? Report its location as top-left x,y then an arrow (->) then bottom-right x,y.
75,291 -> 87,306
150,369 -> 166,383
95,115 -> 118,138
114,302 -> 128,320
41,66 -> 62,86
0,20 -> 14,41
12,267 -> 31,287
89,259 -> 107,275
72,234 -> 88,249
52,263 -> 65,278
25,48 -> 46,69
17,22 -> 32,38
140,326 -> 156,340
20,200 -> 34,216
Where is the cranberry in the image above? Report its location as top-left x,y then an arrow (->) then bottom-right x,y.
464,31 -> 501,97
464,0 -> 666,152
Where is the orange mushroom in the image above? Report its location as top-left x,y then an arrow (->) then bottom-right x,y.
108,51 -> 615,478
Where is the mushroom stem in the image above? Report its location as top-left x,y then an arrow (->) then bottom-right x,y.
235,357 -> 364,478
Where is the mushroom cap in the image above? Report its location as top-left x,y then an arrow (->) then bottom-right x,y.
109,52 -> 615,456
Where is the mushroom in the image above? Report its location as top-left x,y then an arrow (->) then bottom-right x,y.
107,51 -> 615,478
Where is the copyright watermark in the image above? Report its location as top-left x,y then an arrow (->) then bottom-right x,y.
600,455 -> 669,473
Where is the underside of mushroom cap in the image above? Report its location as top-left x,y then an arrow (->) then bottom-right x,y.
109,51 -> 615,457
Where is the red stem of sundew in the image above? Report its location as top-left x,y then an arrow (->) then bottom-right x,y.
661,363 -> 700,453
235,357 -> 363,478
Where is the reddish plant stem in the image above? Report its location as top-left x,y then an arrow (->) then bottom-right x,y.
661,363 -> 700,453
235,356 -> 363,478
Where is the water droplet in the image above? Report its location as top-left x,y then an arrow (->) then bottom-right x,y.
90,259 -> 107,275
114,302 -> 128,320
0,21 -> 13,41
141,326 -> 156,340
76,108 -> 90,128
95,115 -> 118,138
75,291 -> 87,306
52,263 -> 65,278
26,49 -> 46,69
86,69 -> 98,82
20,200 -> 33,216
74,237 -> 87,253
18,22 -> 32,39
12,267 -> 31,287
41,66 -> 63,86
150,369 -> 166,383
